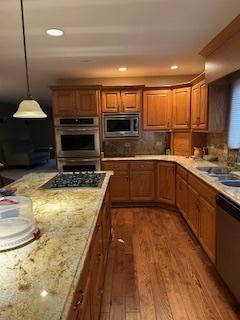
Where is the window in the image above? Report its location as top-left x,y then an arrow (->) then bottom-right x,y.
228,79 -> 240,149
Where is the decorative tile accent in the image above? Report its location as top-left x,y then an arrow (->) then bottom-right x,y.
103,132 -> 170,157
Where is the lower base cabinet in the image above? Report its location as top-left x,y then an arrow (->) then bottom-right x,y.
176,174 -> 188,219
177,169 -> 217,264
156,162 -> 176,205
187,184 -> 200,237
68,190 -> 111,320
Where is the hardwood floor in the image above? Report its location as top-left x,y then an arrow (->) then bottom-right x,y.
100,207 -> 240,320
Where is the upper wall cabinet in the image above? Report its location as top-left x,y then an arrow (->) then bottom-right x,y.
53,90 -> 77,116
191,80 -> 208,130
143,89 -> 172,130
76,90 -> 99,116
172,87 -> 191,130
101,89 -> 142,113
52,88 -> 100,117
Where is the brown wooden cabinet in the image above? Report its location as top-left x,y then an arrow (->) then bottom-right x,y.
53,89 -> 77,116
187,184 -> 199,236
52,88 -> 100,117
172,87 -> 191,129
76,90 -> 99,116
143,89 -> 172,130
198,195 -> 216,263
176,174 -> 188,219
101,89 -> 141,113
68,191 -> 111,320
130,161 -> 155,201
101,161 -> 130,202
191,80 -> 208,130
101,91 -> 120,112
156,162 -> 175,205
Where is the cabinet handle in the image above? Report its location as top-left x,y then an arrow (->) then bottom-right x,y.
167,122 -> 170,128
97,253 -> 102,262
73,290 -> 84,310
97,288 -> 104,296
96,224 -> 101,232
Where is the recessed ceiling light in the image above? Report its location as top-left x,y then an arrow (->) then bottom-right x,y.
46,28 -> 64,37
119,67 -> 127,72
170,65 -> 179,70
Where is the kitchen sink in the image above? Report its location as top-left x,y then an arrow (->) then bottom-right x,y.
219,180 -> 240,187
210,174 -> 240,180
197,167 -> 232,174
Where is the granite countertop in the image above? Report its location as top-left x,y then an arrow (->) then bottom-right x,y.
0,171 -> 112,320
102,155 -> 240,205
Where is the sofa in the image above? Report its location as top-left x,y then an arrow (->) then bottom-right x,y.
1,139 -> 51,167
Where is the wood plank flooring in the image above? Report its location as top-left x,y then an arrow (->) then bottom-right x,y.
100,207 -> 240,320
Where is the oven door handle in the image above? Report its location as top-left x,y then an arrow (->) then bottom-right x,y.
60,158 -> 99,163
56,128 -> 98,133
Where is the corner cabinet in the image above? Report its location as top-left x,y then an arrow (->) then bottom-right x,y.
52,88 -> 100,117
191,80 -> 208,130
143,89 -> 172,130
172,87 -> 191,129
101,89 -> 142,113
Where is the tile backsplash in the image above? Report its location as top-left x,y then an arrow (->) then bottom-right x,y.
207,132 -> 239,164
103,131 -> 170,157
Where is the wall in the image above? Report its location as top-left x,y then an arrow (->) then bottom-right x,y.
57,75 -> 196,87
0,102 -> 54,164
103,131 -> 170,157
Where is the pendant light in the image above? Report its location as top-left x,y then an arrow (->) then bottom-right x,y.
13,0 -> 47,118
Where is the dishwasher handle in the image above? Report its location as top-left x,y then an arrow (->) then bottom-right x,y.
216,193 -> 240,222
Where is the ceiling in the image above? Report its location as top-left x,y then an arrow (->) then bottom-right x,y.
0,0 -> 240,105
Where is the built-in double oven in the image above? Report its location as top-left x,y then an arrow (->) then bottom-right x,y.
54,117 -> 100,172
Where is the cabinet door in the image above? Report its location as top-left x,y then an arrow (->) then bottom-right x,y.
130,170 -> 155,201
143,90 -> 172,130
76,90 -> 99,116
172,87 -> 191,129
121,90 -> 142,112
176,175 -> 188,219
76,279 -> 92,320
101,193 -> 111,266
102,91 -> 121,112
187,184 -> 199,236
191,84 -> 200,129
53,90 -> 76,116
199,197 -> 216,263
198,81 -> 208,130
191,80 -> 208,130
109,172 -> 130,201
156,162 -> 175,204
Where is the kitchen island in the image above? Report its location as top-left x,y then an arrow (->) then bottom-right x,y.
0,172 -> 112,320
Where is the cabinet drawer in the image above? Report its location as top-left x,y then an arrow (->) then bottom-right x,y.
102,161 -> 129,172
188,173 -> 216,206
176,165 -> 188,181
130,161 -> 154,171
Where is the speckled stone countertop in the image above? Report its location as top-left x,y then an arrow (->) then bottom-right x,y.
102,155 -> 240,205
0,172 -> 112,320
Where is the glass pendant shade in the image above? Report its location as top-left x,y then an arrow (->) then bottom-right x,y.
13,99 -> 47,118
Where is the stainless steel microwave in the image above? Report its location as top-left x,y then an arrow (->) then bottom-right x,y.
103,114 -> 140,138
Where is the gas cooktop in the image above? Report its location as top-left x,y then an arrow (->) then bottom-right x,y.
42,172 -> 105,189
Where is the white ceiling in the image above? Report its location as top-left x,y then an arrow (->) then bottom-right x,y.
0,0 -> 240,104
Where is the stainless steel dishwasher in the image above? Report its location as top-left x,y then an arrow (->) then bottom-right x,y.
216,193 -> 240,305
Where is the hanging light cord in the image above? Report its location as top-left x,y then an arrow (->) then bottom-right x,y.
20,0 -> 31,98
